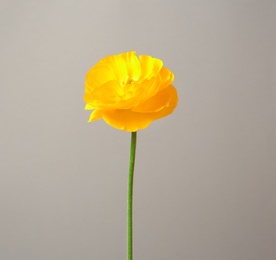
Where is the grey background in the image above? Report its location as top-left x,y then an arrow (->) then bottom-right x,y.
0,0 -> 275,259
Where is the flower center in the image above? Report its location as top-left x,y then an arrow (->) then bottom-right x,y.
123,76 -> 133,85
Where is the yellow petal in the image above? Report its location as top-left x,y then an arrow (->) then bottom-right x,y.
159,67 -> 174,91
86,63 -> 117,90
139,55 -> 163,80
84,80 -> 123,107
85,103 -> 94,110
121,51 -> 141,81
132,85 -> 178,113
101,110 -> 153,132
103,53 -> 129,83
133,76 -> 162,102
88,109 -> 103,122
101,94 -> 177,132
84,52 -> 178,131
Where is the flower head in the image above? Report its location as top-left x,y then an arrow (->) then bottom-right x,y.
84,51 -> 178,132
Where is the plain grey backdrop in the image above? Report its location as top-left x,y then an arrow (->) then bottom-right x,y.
0,0 -> 275,259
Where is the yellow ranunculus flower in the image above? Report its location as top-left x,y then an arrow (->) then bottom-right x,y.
84,51 -> 178,132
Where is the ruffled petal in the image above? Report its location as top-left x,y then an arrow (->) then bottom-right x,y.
86,63 -> 117,90
102,52 -> 137,84
121,51 -> 141,82
84,51 -> 178,132
133,76 -> 162,102
84,80 -> 123,107
159,67 -> 174,91
132,85 -> 178,113
101,95 -> 177,132
139,55 -> 163,81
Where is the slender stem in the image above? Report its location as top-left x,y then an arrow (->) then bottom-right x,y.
128,132 -> 137,260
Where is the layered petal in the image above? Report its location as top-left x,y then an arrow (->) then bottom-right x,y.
101,54 -> 128,83
100,96 -> 177,132
86,65 -> 114,88
132,85 -> 178,113
84,51 -> 178,131
158,67 -> 174,91
121,51 -> 141,82
84,80 -> 123,108
132,75 -> 162,103
139,55 -> 163,81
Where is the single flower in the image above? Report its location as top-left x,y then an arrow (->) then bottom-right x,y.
84,51 -> 178,132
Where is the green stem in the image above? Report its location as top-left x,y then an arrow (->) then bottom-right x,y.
128,132 -> 137,260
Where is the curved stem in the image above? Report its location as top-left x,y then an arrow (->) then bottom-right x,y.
128,132 -> 137,260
